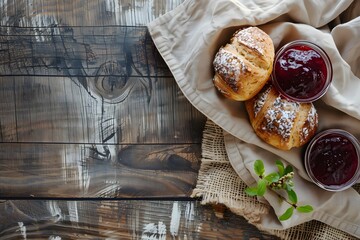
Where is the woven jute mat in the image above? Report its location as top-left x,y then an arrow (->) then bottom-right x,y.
192,119 -> 359,240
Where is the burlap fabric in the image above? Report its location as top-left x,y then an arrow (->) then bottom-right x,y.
192,119 -> 359,240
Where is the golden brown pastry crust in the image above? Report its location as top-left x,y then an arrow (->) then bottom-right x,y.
245,85 -> 318,150
213,27 -> 275,101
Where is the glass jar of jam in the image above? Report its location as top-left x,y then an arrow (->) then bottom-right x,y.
304,129 -> 360,191
272,40 -> 333,102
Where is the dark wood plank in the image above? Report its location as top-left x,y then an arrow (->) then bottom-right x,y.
0,0 -> 208,200
0,200 -> 279,239
0,25 -> 206,144
0,143 -> 200,198
0,0 -> 206,199
0,77 -> 17,142
0,0 -> 280,239
0,76 -> 204,144
0,0 -> 184,26
0,26 -> 172,77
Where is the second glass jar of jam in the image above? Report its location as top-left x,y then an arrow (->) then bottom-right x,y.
304,129 -> 360,191
272,40 -> 333,102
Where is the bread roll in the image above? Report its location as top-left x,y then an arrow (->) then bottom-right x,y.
213,27 -> 274,101
245,85 -> 318,150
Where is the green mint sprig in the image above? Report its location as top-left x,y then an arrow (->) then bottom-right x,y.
245,159 -> 314,221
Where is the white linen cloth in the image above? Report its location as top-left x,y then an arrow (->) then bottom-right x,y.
148,0 -> 360,237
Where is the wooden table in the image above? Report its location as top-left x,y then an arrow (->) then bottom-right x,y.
0,0 -> 278,239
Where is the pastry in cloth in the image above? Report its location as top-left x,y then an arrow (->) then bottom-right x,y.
213,27 -> 275,101
245,85 -> 318,150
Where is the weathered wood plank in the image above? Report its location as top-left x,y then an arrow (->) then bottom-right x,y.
0,26 -> 172,77
0,0 -> 207,199
0,0 -> 184,27
0,200 -> 279,239
0,143 -> 200,198
0,1 -> 279,239
0,25 -> 206,144
0,77 -> 17,141
0,76 -> 205,144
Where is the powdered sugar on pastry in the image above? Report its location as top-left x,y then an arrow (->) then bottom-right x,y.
307,105 -> 317,129
262,96 -> 299,140
254,86 -> 271,117
213,48 -> 249,91
301,105 -> 318,143
245,85 -> 318,150
234,27 -> 266,56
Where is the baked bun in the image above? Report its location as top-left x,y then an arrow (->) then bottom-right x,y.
245,85 -> 318,150
213,27 -> 275,101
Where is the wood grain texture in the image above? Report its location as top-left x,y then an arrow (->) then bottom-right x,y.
0,25 -> 205,144
0,0 -> 279,239
0,200 -> 279,239
0,0 -> 205,198
0,143 -> 200,198
0,75 -> 204,144
0,0 -> 184,26
0,26 -> 172,77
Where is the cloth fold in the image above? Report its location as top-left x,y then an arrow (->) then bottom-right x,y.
148,0 -> 360,238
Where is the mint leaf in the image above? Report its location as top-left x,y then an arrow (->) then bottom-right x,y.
297,205 -> 314,213
284,165 -> 293,175
245,187 -> 258,196
275,160 -> 285,176
249,159 -> 314,221
254,160 -> 265,177
257,179 -> 267,196
287,189 -> 297,204
264,172 -> 280,183
279,207 -> 294,221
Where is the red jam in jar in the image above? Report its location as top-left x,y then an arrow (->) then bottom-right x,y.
272,40 -> 333,102
305,129 -> 360,191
